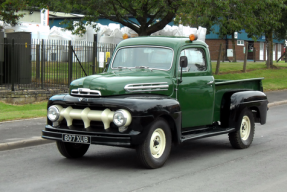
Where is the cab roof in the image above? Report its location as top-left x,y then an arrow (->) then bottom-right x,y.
117,36 -> 208,50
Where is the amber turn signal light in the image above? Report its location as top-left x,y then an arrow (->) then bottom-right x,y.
123,33 -> 129,39
189,34 -> 198,41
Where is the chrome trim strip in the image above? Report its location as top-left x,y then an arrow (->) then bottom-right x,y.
124,82 -> 169,92
71,88 -> 101,96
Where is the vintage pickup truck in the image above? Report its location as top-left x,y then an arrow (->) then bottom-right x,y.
42,35 -> 268,169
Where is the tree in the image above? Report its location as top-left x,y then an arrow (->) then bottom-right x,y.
176,0 -> 286,66
244,0 -> 286,68
0,0 -> 26,31
176,0 -> 261,63
27,0 -> 183,36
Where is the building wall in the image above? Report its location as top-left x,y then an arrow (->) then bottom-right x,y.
205,39 -> 226,60
206,39 -> 284,61
18,11 -> 41,23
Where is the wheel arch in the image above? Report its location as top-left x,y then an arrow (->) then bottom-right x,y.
220,91 -> 268,129
158,114 -> 181,145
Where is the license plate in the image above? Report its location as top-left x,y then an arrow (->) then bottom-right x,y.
62,134 -> 91,144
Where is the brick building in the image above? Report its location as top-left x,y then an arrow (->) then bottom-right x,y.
205,25 -> 285,61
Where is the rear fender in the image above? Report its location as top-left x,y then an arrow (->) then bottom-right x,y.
220,91 -> 268,129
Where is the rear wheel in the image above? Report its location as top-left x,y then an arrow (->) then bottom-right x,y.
136,118 -> 172,169
56,141 -> 90,158
229,109 -> 255,149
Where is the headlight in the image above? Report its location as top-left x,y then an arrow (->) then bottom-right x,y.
113,109 -> 130,127
47,106 -> 60,122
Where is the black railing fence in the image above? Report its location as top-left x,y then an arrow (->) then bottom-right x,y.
0,39 -> 117,91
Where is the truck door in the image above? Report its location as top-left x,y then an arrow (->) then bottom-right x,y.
177,47 -> 215,128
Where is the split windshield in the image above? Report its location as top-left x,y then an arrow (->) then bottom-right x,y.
112,47 -> 173,70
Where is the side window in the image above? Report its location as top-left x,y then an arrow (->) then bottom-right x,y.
179,48 -> 207,72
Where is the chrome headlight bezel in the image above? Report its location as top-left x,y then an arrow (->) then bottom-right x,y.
113,110 -> 128,127
47,106 -> 60,122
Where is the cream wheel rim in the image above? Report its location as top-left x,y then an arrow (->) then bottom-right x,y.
240,115 -> 251,141
150,128 -> 166,158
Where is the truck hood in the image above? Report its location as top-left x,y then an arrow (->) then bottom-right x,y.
69,70 -> 174,97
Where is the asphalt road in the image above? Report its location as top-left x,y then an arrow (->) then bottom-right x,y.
0,104 -> 287,192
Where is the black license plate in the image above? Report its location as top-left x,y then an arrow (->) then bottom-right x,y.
62,134 -> 91,144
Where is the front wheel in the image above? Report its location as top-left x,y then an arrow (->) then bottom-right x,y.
136,118 -> 172,169
56,141 -> 90,158
229,109 -> 255,149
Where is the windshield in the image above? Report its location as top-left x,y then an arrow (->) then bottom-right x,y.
111,47 -> 173,70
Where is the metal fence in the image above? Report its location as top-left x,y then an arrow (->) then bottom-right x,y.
0,39 -> 117,91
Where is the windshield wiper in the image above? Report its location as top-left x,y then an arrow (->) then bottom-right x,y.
114,66 -> 131,70
135,66 -> 152,71
135,66 -> 149,69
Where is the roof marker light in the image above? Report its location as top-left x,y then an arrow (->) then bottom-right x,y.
123,33 -> 129,39
189,34 -> 198,41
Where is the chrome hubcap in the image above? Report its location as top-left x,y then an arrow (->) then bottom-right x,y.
150,128 -> 166,158
240,116 -> 251,140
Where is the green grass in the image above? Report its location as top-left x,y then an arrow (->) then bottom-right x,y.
0,101 -> 47,122
211,61 -> 287,73
213,61 -> 287,91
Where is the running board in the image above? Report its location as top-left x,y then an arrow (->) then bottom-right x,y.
181,128 -> 235,142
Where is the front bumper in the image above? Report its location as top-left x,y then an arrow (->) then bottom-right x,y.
42,125 -> 139,147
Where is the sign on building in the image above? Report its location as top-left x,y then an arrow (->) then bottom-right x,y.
41,9 -> 49,26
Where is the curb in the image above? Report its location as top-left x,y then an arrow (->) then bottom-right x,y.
268,100 -> 287,108
0,100 -> 286,152
0,137 -> 54,151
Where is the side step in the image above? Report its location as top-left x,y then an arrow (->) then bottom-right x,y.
181,128 -> 235,142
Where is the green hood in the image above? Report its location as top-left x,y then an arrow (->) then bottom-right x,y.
70,70 -> 174,96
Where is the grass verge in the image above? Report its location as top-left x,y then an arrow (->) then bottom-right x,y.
213,61 -> 287,91
0,101 -> 47,122
211,61 -> 287,73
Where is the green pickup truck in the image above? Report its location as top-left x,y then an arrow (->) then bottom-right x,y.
42,36 -> 268,169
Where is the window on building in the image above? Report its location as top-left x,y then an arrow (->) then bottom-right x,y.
237,40 -> 244,46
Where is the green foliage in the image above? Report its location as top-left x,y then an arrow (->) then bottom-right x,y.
27,0 -> 183,36
0,0 -> 26,29
176,0 -> 286,40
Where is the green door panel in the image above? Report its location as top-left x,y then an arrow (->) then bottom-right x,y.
176,46 -> 215,128
178,75 -> 215,128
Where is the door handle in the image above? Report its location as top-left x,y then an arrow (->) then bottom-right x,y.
207,81 -> 214,85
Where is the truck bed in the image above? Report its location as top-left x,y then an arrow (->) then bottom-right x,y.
213,78 -> 264,122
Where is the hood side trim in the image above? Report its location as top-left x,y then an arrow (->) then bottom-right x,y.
124,82 -> 169,92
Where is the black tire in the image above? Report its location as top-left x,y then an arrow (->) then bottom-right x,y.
56,141 -> 90,158
136,118 -> 172,169
229,109 -> 255,149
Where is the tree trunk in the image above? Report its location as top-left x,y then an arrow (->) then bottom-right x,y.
265,31 -> 271,69
231,33 -> 237,62
269,31 -> 273,67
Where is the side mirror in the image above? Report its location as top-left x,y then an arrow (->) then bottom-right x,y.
180,56 -> 188,68
179,56 -> 188,83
